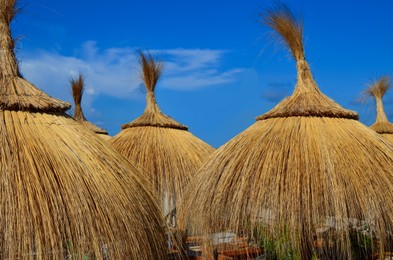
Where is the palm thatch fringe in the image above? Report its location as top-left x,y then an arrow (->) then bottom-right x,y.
0,1 -> 167,258
0,0 -> 70,112
180,3 -> 393,259
364,77 -> 393,142
122,50 -> 188,130
70,73 -> 110,137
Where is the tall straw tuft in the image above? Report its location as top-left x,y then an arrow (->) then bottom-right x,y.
71,73 -> 85,121
365,76 -> 390,124
138,49 -> 163,94
364,76 -> 393,138
262,2 -> 304,61
70,73 -> 109,136
365,76 -> 391,101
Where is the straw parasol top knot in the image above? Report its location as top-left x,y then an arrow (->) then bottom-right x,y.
71,73 -> 109,135
0,0 -> 70,112
257,3 -> 358,121
122,50 -> 188,130
365,76 -> 393,134
71,74 -> 85,122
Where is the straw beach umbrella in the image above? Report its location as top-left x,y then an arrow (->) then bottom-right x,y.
0,1 -> 166,259
180,4 -> 393,259
110,50 -> 214,222
71,73 -> 111,140
365,76 -> 393,143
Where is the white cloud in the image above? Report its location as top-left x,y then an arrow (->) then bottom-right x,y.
18,42 -> 243,105
19,41 -> 139,103
155,48 -> 243,90
162,68 -> 243,89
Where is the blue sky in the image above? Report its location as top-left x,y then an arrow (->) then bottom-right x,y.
12,0 -> 393,147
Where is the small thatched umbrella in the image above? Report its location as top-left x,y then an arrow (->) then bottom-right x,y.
180,4 -> 393,259
71,73 -> 111,140
110,50 -> 214,222
0,1 -> 166,258
364,76 -> 393,143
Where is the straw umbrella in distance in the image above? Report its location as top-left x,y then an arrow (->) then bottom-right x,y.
0,1 -> 166,259
71,73 -> 111,140
364,76 -> 393,144
110,50 -> 214,226
180,4 -> 393,259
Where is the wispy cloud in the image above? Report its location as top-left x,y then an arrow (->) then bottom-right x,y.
158,48 -> 243,90
18,42 -> 243,106
19,41 -> 140,104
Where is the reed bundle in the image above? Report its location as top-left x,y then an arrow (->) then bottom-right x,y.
110,50 -> 214,219
180,3 -> 393,259
0,1 -> 166,258
71,73 -> 111,140
364,76 -> 393,143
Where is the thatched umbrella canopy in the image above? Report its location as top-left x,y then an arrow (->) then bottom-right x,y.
110,50 -> 214,220
365,76 -> 393,143
0,1 -> 166,259
71,73 -> 111,140
180,4 -> 393,259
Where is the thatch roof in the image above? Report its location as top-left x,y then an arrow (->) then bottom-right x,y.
70,73 -> 111,140
111,50 -> 214,219
122,50 -> 188,130
364,76 -> 393,143
0,1 -> 70,112
180,3 -> 393,259
0,1 -> 166,258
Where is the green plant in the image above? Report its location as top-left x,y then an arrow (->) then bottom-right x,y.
349,228 -> 374,259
